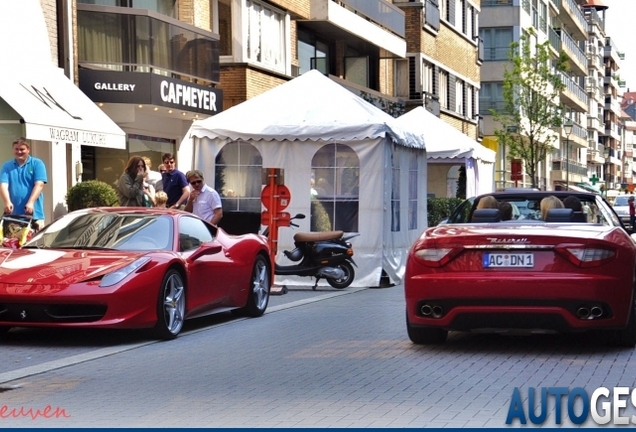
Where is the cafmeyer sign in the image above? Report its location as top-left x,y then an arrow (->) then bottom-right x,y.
79,69 -> 223,116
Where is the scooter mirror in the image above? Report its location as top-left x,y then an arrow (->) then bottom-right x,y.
293,213 -> 306,220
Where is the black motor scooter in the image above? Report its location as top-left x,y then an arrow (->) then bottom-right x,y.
263,214 -> 359,290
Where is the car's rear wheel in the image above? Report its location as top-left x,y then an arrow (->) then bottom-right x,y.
406,311 -> 447,344
327,261 -> 355,289
154,269 -> 186,340
234,255 -> 271,318
610,299 -> 636,347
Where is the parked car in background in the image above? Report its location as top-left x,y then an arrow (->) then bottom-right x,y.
405,190 -> 636,346
0,208 -> 272,340
612,195 -> 632,228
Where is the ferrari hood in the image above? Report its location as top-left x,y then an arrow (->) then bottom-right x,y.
0,248 -> 147,284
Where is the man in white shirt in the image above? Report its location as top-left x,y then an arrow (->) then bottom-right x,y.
184,170 -> 223,225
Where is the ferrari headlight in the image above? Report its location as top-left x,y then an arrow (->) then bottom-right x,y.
100,257 -> 151,287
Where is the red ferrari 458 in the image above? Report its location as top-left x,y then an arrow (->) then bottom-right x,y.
0,207 -> 271,340
405,190 -> 636,346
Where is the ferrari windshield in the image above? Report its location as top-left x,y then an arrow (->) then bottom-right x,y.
24,212 -> 174,251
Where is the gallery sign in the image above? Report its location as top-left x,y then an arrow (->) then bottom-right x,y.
79,69 -> 223,116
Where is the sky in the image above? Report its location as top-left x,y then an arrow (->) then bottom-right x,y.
602,0 -> 636,91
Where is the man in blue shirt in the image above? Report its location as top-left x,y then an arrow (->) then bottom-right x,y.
0,138 -> 48,230
161,153 -> 189,209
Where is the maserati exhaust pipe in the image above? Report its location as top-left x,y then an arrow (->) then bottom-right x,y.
432,305 -> 444,318
421,304 -> 433,316
577,307 -> 590,319
590,306 -> 603,318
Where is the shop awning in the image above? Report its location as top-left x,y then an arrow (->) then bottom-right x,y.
0,67 -> 126,149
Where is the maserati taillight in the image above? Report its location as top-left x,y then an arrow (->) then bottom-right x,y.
555,244 -> 616,268
414,246 -> 463,267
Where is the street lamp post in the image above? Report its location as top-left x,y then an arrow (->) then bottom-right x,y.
564,119 -> 573,191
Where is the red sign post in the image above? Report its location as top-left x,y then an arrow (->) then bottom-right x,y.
261,168 -> 291,280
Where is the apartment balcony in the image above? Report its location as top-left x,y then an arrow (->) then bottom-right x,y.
307,0 -> 406,58
559,73 -> 588,112
604,95 -> 621,116
587,52 -> 603,71
558,0 -> 587,41
587,115 -> 605,133
583,7 -> 605,38
604,37 -> 622,65
604,73 -> 619,91
551,158 -> 587,184
558,29 -> 587,75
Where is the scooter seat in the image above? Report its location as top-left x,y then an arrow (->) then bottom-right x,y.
294,231 -> 344,242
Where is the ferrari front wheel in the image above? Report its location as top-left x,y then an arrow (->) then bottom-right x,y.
154,269 -> 186,340
235,255 -> 270,317
406,311 -> 447,344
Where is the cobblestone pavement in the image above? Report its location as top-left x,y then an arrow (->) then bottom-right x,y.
1,285 -> 636,427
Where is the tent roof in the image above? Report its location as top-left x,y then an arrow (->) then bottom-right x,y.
396,107 -> 496,163
187,70 -> 425,149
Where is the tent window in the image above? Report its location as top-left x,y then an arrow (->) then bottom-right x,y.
215,141 -> 263,213
408,152 -> 418,230
311,144 -> 359,232
391,151 -> 400,232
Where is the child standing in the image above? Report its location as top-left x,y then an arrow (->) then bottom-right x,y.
154,191 -> 168,209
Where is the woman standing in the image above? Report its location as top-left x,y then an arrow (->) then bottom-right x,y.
117,156 -> 155,207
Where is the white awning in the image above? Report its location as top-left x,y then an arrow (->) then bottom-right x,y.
0,67 -> 126,149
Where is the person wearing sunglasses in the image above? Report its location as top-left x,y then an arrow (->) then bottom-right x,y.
160,153 -> 189,209
184,170 -> 223,226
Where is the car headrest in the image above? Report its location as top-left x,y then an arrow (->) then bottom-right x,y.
571,211 -> 587,222
471,209 -> 501,223
545,208 -> 573,222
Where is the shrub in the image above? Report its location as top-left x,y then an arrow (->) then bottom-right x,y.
66,180 -> 119,211
427,197 -> 465,227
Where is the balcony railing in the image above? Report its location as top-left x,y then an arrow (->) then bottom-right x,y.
552,159 -> 588,176
559,73 -> 589,107
337,0 -> 405,37
560,30 -> 586,69
482,0 -> 512,6
562,0 -> 587,34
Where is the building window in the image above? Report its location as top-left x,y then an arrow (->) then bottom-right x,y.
424,0 -> 440,31
218,0 -> 232,56
479,27 -> 513,61
78,10 -> 220,83
455,79 -> 464,114
311,144 -> 359,233
479,82 -> 504,115
298,29 -> 331,75
78,0 -> 178,18
83,134 -> 175,187
245,0 -> 287,73
438,69 -> 449,109
215,141 -> 263,213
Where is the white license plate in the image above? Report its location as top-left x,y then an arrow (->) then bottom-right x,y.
483,253 -> 534,268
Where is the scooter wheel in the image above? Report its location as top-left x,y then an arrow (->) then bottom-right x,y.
327,261 -> 355,289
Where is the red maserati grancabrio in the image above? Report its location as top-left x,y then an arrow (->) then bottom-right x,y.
405,190 -> 636,346
0,207 -> 272,340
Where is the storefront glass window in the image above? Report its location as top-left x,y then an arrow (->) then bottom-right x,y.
88,134 -> 175,187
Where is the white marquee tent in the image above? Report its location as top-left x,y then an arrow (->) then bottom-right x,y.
396,107 -> 496,197
183,70 -> 427,287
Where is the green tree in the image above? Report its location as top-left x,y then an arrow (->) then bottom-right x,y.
491,31 -> 569,189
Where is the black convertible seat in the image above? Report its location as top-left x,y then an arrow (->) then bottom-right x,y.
471,209 -> 501,223
545,208 -> 573,222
